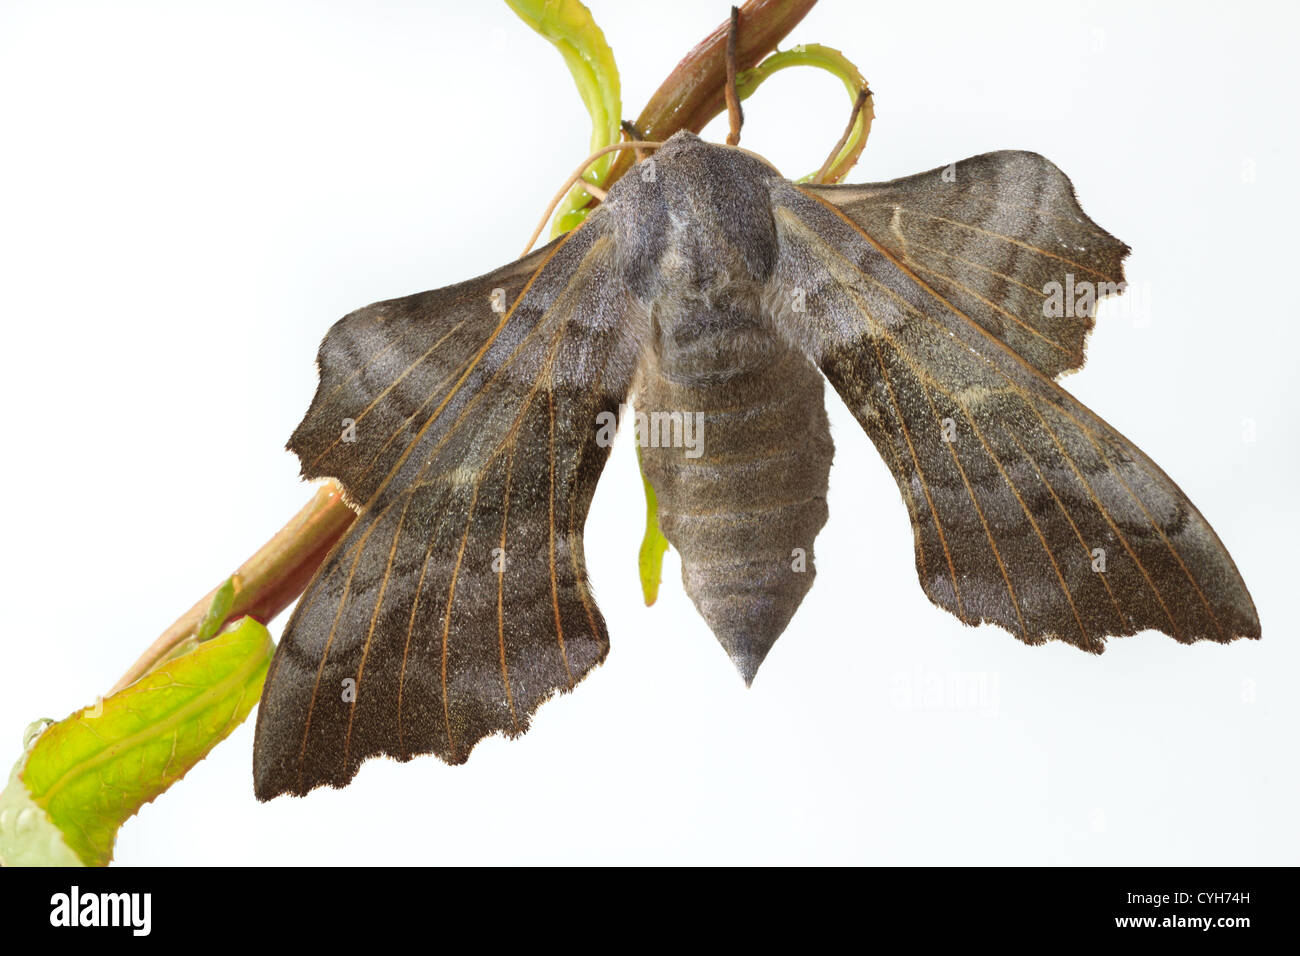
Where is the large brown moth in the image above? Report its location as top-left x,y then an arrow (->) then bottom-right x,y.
253,130 -> 1260,800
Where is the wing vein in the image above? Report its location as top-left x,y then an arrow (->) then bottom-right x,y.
902,210 -> 1115,283
498,445 -> 521,732
866,331 -> 965,618
440,482 -> 483,756
1002,426 -> 1126,627
548,388 -> 575,684
295,518 -> 384,790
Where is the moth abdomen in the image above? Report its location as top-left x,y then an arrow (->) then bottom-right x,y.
638,318 -> 833,684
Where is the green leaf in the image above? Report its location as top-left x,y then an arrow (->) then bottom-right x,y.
6,617 -> 273,866
505,0 -> 622,235
636,444 -> 670,606
0,722 -> 84,867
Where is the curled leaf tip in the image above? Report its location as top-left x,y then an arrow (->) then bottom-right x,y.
735,42 -> 873,183
636,445 -> 670,606
506,0 -> 623,236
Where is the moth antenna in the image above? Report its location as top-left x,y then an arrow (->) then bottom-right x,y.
621,120 -> 650,163
521,140 -> 664,257
812,85 -> 873,184
724,6 -> 744,146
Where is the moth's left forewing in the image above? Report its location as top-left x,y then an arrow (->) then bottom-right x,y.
255,211 -> 645,799
766,176 -> 1259,652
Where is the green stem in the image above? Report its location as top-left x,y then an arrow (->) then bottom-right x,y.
108,483 -> 354,694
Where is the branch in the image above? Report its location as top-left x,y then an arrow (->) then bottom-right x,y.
596,0 -> 817,202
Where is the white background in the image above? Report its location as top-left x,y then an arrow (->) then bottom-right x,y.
1,0 -> 1296,865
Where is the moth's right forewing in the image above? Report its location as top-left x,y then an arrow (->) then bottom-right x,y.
767,180 -> 1259,652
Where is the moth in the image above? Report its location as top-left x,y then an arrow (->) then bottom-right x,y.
253,130 -> 1259,799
